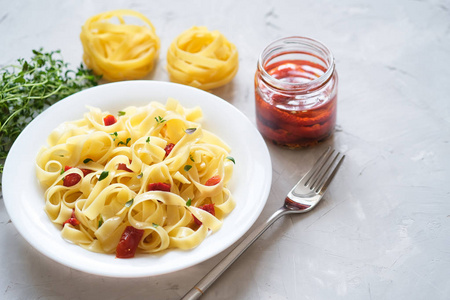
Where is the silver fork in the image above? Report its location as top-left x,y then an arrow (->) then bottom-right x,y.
182,147 -> 345,299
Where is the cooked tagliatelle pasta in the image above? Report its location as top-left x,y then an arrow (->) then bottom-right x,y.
167,26 -> 239,90
80,9 -> 160,81
35,98 -> 235,258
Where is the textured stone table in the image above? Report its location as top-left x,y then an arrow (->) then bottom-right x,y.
1,0 -> 449,299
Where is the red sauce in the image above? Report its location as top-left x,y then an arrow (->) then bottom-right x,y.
255,59 -> 337,148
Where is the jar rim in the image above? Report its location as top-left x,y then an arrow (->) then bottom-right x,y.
257,36 -> 335,91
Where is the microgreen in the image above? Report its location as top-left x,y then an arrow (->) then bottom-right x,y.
0,49 -> 99,173
118,137 -> 131,146
110,132 -> 118,141
155,116 -> 166,124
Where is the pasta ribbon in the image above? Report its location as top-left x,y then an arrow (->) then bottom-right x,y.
80,9 -> 160,81
36,98 -> 236,256
167,26 -> 239,90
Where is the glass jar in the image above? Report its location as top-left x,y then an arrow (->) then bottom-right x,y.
255,36 -> 338,148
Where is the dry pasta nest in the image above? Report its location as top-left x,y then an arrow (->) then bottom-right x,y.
80,9 -> 160,81
167,26 -> 239,90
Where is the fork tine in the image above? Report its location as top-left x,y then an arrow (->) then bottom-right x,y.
314,151 -> 345,194
306,147 -> 334,188
309,149 -> 338,189
303,147 -> 332,187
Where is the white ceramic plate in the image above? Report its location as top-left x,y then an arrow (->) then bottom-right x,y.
2,81 -> 272,278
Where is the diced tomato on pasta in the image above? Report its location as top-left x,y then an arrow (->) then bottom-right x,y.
63,166 -> 93,187
164,143 -> 175,157
103,114 -> 117,126
205,175 -> 221,186
80,168 -> 94,176
147,182 -> 171,192
117,163 -> 133,172
193,204 -> 215,226
116,226 -> 145,258
63,166 -> 81,187
63,210 -> 80,227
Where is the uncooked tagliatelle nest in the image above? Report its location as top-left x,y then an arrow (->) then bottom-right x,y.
166,26 -> 239,90
80,9 -> 160,82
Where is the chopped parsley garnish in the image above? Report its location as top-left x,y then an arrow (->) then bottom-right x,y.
98,215 -> 104,228
118,111 -> 126,116
226,156 -> 236,164
189,154 -> 195,162
83,158 -> 93,164
184,165 -> 192,172
98,171 -> 109,181
152,223 -> 159,228
186,198 -> 192,207
137,173 -> 143,179
146,137 -> 150,143
125,198 -> 134,207
185,128 -> 197,134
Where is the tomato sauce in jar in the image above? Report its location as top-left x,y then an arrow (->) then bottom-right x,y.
255,36 -> 338,148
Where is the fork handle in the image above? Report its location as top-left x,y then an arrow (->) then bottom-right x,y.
181,207 -> 291,299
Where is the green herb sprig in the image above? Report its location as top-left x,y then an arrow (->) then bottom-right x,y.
155,116 -> 166,124
0,49 -> 100,173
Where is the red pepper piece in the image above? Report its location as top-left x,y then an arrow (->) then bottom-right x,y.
103,114 -> 117,126
205,175 -> 221,186
116,226 -> 145,258
147,182 -> 171,192
193,204 -> 215,226
117,163 -> 133,172
164,143 -> 175,157
63,210 -> 80,227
